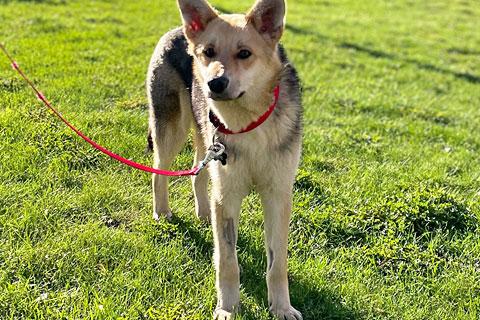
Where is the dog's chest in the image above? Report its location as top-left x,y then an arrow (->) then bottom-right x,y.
219,125 -> 290,168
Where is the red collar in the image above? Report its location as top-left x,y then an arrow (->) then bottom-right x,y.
209,85 -> 280,135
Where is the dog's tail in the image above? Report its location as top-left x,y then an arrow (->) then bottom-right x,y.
146,127 -> 154,153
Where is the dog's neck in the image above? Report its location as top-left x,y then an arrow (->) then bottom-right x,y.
208,83 -> 278,133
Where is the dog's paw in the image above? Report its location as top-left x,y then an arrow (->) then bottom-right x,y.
213,308 -> 235,320
271,306 -> 303,320
194,202 -> 211,223
196,210 -> 211,223
153,210 -> 172,221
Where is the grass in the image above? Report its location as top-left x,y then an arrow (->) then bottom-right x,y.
1,0 -> 480,319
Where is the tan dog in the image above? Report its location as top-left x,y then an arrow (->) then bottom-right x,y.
146,0 -> 302,318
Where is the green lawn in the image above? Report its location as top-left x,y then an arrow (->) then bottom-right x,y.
1,0 -> 480,319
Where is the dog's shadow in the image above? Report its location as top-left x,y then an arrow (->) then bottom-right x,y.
171,216 -> 360,320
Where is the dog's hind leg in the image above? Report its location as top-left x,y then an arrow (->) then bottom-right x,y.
192,129 -> 210,221
150,91 -> 191,220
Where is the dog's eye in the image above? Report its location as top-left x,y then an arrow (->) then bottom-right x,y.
237,49 -> 252,59
204,47 -> 216,58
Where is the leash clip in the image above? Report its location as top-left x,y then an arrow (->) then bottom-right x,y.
195,142 -> 227,174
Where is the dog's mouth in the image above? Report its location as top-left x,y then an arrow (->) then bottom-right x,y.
209,91 -> 245,101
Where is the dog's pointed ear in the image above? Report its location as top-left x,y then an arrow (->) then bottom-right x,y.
177,0 -> 218,40
246,0 -> 285,45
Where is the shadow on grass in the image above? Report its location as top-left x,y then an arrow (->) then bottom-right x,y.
339,42 -> 480,84
285,23 -> 480,85
286,24 -> 330,41
169,216 -> 361,320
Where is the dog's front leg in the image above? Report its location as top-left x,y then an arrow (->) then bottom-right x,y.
261,188 -> 303,320
211,182 -> 244,320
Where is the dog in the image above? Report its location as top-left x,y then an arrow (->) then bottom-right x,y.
146,0 -> 302,318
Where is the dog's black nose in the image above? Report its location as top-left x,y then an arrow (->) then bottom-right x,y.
208,77 -> 229,94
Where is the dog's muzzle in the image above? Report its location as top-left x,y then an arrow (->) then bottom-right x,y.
208,76 -> 229,94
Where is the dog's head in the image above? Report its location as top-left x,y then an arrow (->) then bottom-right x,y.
177,0 -> 285,102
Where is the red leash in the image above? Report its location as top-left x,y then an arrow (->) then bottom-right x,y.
1,43 -> 280,176
0,43 -> 199,176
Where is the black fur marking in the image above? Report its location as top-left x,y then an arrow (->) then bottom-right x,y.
276,44 -> 303,153
223,218 -> 236,248
268,247 -> 274,271
146,127 -> 153,152
165,30 -> 193,90
278,44 -> 289,64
